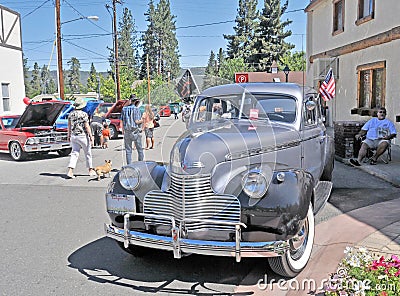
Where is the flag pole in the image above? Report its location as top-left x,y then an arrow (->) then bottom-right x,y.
147,54 -> 151,105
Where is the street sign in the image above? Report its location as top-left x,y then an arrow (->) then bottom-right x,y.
235,73 -> 249,83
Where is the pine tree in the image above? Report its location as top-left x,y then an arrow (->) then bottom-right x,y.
23,55 -> 33,98
66,57 -> 81,94
87,63 -> 98,92
224,0 -> 258,61
140,0 -> 180,80
139,0 -> 158,79
40,65 -> 50,94
118,8 -> 139,73
253,0 -> 294,71
30,62 -> 41,97
216,48 -> 225,74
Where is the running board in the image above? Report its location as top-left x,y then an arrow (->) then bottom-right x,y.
314,181 -> 333,202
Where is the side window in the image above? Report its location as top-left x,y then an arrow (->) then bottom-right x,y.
1,83 -> 11,112
357,61 -> 385,109
333,0 -> 344,35
356,0 -> 374,25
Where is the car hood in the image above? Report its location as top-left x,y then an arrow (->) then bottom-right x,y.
171,120 -> 299,174
16,101 -> 68,128
107,100 -> 128,115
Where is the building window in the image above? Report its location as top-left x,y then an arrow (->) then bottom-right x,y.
333,0 -> 344,35
356,0 -> 374,25
1,83 -> 11,112
357,61 -> 385,109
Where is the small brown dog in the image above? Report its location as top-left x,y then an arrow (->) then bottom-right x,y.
95,160 -> 112,180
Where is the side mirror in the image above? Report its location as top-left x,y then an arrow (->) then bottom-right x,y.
305,100 -> 316,111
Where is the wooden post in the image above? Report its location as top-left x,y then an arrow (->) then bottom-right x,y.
55,0 -> 64,100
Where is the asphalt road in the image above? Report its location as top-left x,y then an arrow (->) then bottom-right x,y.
0,116 -> 398,295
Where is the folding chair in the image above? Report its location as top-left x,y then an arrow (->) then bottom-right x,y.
361,138 -> 392,164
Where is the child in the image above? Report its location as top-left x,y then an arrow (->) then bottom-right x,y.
101,122 -> 110,149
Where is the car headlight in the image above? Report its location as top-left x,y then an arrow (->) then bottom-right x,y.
26,138 -> 39,145
119,166 -> 140,190
241,169 -> 268,199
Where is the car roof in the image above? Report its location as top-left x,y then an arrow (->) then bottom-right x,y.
199,83 -> 316,101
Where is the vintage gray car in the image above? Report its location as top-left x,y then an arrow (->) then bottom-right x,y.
104,82 -> 334,277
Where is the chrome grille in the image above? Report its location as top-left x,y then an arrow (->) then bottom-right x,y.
143,173 -> 241,232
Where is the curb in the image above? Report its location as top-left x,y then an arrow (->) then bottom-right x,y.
334,155 -> 400,187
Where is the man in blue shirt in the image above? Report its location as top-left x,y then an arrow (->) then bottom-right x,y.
121,94 -> 144,164
350,107 -> 397,166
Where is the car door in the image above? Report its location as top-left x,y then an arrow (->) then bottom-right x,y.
301,96 -> 325,183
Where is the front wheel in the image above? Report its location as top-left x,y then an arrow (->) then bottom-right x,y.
268,203 -> 315,277
110,124 -> 118,139
9,141 -> 27,161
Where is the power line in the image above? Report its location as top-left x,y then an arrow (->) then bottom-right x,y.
21,0 -> 51,19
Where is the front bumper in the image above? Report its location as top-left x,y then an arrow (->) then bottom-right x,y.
105,212 -> 289,262
24,142 -> 71,152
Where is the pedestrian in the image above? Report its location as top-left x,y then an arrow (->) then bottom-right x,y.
120,94 -> 144,164
101,121 -> 110,149
142,104 -> 155,150
90,119 -> 103,148
174,105 -> 179,119
66,97 -> 96,179
350,107 -> 397,166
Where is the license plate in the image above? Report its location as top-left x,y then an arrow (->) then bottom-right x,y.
106,193 -> 136,213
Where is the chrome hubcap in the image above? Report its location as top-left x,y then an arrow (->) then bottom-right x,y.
289,219 -> 309,259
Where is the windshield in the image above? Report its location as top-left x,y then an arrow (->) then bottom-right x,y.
94,104 -> 112,117
2,117 -> 20,129
192,93 -> 296,124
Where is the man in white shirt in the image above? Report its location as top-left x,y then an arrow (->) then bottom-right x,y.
350,107 -> 397,166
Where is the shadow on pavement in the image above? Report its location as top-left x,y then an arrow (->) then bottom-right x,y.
67,237 -> 286,295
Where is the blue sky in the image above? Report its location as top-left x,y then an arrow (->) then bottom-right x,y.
2,0 -> 309,73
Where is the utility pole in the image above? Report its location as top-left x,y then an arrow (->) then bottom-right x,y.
55,0 -> 64,100
113,0 -> 121,102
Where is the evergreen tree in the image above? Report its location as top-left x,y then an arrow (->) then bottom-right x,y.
203,51 -> 218,89
47,78 -> 57,94
30,62 -> 41,97
66,57 -> 81,93
108,8 -> 140,84
140,0 -> 180,80
87,63 -> 98,92
40,65 -> 50,94
139,0 -> 158,79
118,8 -> 139,73
253,0 -> 294,71
23,56 -> 33,98
216,48 -> 225,74
224,0 -> 258,61
205,51 -> 217,76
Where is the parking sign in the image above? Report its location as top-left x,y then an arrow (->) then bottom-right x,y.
235,73 -> 249,83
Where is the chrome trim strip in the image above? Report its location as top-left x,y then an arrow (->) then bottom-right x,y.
105,222 -> 288,260
24,142 -> 71,152
105,211 -> 287,262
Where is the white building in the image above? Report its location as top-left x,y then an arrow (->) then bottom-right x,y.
305,0 -> 400,143
0,5 -> 25,115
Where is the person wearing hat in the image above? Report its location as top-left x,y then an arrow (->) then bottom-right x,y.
120,94 -> 144,164
66,97 -> 96,178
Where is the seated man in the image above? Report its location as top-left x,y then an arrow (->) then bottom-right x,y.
350,107 -> 397,166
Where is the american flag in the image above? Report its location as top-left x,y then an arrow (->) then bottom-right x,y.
319,68 -> 336,101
